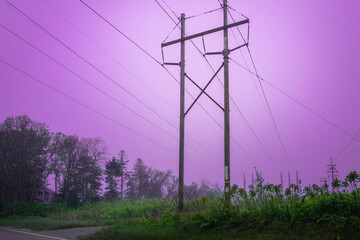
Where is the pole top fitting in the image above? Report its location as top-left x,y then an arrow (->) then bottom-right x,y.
223,49 -> 231,56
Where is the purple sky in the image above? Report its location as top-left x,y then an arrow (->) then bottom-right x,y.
1,0 -> 360,188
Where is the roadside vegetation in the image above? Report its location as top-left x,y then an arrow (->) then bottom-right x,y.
1,115 -> 359,239
1,170 -> 359,239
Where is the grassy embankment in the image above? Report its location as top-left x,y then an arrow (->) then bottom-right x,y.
1,185 -> 360,239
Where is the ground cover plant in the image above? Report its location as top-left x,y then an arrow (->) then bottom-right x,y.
0,170 -> 359,239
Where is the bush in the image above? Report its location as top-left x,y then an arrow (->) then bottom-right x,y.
15,201 -> 49,217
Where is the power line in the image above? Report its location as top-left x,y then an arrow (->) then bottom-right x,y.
79,0 -> 225,135
0,24 -> 178,140
229,11 -> 292,169
0,24 -> 222,165
155,0 -> 279,170
227,10 -> 271,122
76,0 -> 225,161
231,98 -> 280,170
41,0 -> 178,114
227,5 -> 249,20
160,0 -> 178,20
225,4 -> 291,169
39,1 -> 222,161
42,0 -> 225,162
334,128 -> 360,160
154,0 -> 178,25
161,19 -> 180,44
224,5 -> 288,169
4,0 -> 179,131
155,1 -> 284,178
230,57 -> 360,144
185,7 -> 223,20
156,4 -> 231,124
251,57 -> 292,170
0,58 -> 177,155
78,0 -> 163,65
0,58 -> 220,172
227,35 -> 278,168
76,0 -> 278,175
338,143 -> 360,163
154,0 -> 276,170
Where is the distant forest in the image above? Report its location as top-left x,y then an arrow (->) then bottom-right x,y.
0,115 -> 207,214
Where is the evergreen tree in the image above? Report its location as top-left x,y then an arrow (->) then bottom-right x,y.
104,157 -> 121,201
126,158 -> 150,198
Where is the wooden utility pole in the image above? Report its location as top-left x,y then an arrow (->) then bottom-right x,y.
296,170 -> 299,187
280,171 -> 283,193
223,0 -> 231,200
320,177 -> 329,187
119,150 -> 127,200
243,173 -> 246,191
161,0 -> 249,210
288,171 -> 291,188
178,13 -> 185,212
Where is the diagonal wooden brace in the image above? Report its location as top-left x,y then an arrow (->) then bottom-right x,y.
184,63 -> 224,116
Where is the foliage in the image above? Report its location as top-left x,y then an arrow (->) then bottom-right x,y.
0,115 -> 52,214
1,115 -> 360,239
0,201 -> 49,218
126,158 -> 178,199
57,135 -> 106,207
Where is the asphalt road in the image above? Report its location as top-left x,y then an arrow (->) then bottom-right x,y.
0,227 -> 102,240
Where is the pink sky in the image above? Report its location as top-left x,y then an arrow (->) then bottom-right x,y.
1,0 -> 360,188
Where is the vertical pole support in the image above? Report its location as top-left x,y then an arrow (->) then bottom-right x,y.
178,13 -> 186,212
223,0 -> 231,200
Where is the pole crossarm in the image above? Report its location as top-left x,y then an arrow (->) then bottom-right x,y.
184,63 -> 224,116
205,51 -> 223,56
163,62 -> 180,66
162,19 -> 249,47
205,43 -> 248,56
230,43 -> 248,53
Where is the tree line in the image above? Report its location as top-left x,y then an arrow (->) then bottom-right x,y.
0,115 -> 208,214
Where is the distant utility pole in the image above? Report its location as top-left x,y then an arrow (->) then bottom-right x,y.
243,173 -> 246,191
296,170 -> 299,187
288,171 -> 291,188
119,150 -> 126,200
280,172 -> 283,193
320,177 -> 329,187
120,163 -> 124,200
327,157 -> 338,183
161,0 -> 249,210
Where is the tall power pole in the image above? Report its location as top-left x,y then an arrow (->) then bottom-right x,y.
161,0 -> 249,210
280,171 -> 283,193
223,0 -> 231,200
178,13 -> 186,212
327,157 -> 338,183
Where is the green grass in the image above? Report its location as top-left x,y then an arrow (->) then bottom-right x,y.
0,216 -> 101,231
82,222 -> 333,240
1,184 -> 360,239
